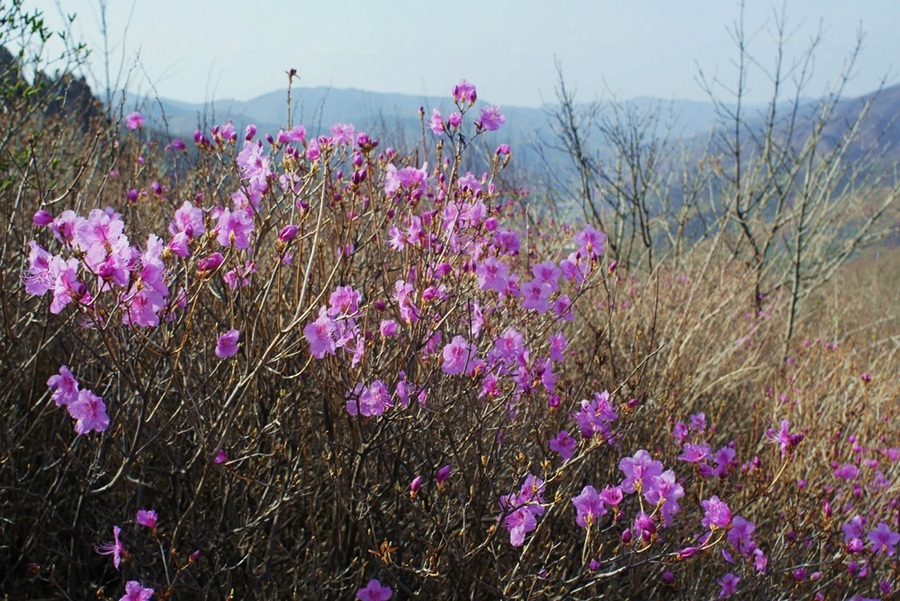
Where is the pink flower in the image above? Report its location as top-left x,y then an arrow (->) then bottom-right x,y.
216,208 -> 254,250
215,329 -> 240,359
727,516 -> 757,556
136,509 -> 158,529
213,448 -> 228,464
51,258 -> 92,314
504,505 -> 538,547
68,389 -> 109,434
572,485 -> 607,528
125,112 -> 144,130
767,418 -> 803,457
169,201 -> 205,238
120,580 -> 154,601
644,470 -> 684,526
304,307 -> 338,359
197,252 -> 225,272
718,572 -> 740,598
441,335 -> 477,376
619,449 -> 663,494
476,105 -> 505,131
356,579 -> 393,601
429,109 -> 444,134
549,430 -> 577,461
520,278 -> 552,313
868,522 -> 898,556
574,224 -> 606,258
379,320 -> 398,337
701,496 -> 733,530
452,79 -> 477,105
47,365 -> 79,407
476,257 -> 511,293
96,525 -> 126,570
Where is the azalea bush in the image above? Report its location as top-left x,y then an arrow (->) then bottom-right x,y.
1,15 -> 898,598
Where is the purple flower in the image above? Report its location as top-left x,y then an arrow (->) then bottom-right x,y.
717,572 -> 740,598
278,224 -> 298,243
356,579 -> 393,601
410,476 -> 422,498
868,522 -> 898,556
631,511 -> 656,544
379,319 -> 398,337
701,496 -> 733,530
125,112 -> 144,130
643,470 -> 684,526
96,525 -> 126,570
305,307 -> 338,359
679,442 -> 711,463
436,464 -> 451,486
727,516 -> 756,556
429,109 -> 444,134
33,209 -> 54,226
476,105 -> 505,131
213,448 -> 227,464
197,252 -> 225,272
519,278 -> 552,313
346,380 -> 392,417
619,449 -> 663,494
441,335 -> 477,376
47,365 -> 79,407
120,580 -> 154,601
572,485 -> 607,528
136,509 -> 158,529
68,389 -> 110,434
504,505 -> 538,547
833,463 -> 858,480
452,79 -> 477,105
766,418 -> 803,457
574,224 -> 606,258
549,430 -> 577,461
216,208 -> 254,250
215,329 -> 240,359
476,257 -> 511,293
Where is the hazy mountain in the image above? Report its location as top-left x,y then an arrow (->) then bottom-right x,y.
127,82 -> 900,178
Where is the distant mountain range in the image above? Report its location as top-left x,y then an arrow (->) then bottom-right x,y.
127,82 -> 900,175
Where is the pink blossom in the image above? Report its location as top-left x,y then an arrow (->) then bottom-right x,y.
452,79 -> 477,105
304,307 -> 337,359
574,224 -> 606,258
136,509 -> 158,529
47,365 -> 79,406
701,496 -> 733,530
619,449 -> 663,494
548,332 -> 567,362
429,109 -> 444,134
476,105 -> 505,131
124,112 -> 144,130
356,579 -> 393,601
718,572 -> 740,598
868,522 -> 898,556
67,389 -> 109,434
50,258 -> 92,314
215,329 -> 240,359
644,470 -> 684,526
441,335 -> 477,376
216,208 -> 254,249
572,485 -> 607,528
96,525 -> 126,570
476,257 -> 511,293
379,320 -> 398,337
549,430 -> 577,461
520,278 -> 552,313
120,581 -> 154,601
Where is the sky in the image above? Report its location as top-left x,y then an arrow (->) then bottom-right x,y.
36,0 -> 900,108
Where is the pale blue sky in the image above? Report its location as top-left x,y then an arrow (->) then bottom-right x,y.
41,0 -> 899,107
